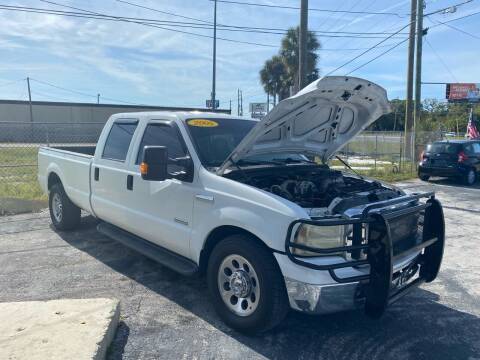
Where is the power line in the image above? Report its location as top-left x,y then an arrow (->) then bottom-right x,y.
29,78 -> 138,105
424,38 -> 459,82
0,79 -> 24,88
324,21 -> 414,76
2,3 -> 276,47
0,3 -> 411,44
427,8 -> 480,25
208,0 -> 408,17
345,38 -> 409,75
427,16 -> 480,40
115,0 -> 212,24
29,78 -> 97,98
336,1 -> 478,77
117,0 -> 410,35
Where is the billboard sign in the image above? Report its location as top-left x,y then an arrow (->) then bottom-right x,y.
446,83 -> 480,102
249,102 -> 267,113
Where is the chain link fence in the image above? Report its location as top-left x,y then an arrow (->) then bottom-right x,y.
0,122 -> 104,214
0,122 -> 446,214
336,131 -> 444,174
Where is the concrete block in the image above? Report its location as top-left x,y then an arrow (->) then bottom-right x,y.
0,298 -> 120,360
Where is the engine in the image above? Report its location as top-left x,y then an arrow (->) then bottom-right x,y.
224,165 -> 401,214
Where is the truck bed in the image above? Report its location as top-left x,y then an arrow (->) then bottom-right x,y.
50,145 -> 96,156
38,146 -> 95,214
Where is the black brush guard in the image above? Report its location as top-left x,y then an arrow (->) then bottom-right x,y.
285,192 -> 445,318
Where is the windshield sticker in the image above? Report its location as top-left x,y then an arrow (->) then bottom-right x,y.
187,119 -> 219,127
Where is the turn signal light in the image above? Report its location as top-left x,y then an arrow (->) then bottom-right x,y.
458,151 -> 468,163
140,162 -> 149,175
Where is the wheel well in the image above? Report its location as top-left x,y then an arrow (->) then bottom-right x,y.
48,172 -> 62,190
199,225 -> 270,274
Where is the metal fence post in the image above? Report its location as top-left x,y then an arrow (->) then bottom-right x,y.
374,134 -> 378,172
399,134 -> 403,172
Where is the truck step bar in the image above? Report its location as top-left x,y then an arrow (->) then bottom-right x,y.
97,222 -> 199,276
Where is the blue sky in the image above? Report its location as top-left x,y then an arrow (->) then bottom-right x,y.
0,0 -> 479,114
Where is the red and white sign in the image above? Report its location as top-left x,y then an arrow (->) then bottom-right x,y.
446,83 -> 480,102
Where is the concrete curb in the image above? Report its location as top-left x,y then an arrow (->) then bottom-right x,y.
95,299 -> 121,360
0,298 -> 120,360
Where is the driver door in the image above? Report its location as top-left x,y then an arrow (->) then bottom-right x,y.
125,120 -> 195,258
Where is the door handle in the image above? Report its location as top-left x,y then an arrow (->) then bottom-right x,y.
127,174 -> 134,190
94,167 -> 99,181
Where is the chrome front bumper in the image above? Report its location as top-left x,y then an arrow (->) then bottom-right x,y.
285,277 -> 363,314
284,193 -> 445,318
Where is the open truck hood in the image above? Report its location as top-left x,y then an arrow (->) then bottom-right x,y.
217,76 -> 391,175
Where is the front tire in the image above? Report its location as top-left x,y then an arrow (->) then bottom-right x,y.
207,234 -> 289,333
49,183 -> 81,231
419,174 -> 430,181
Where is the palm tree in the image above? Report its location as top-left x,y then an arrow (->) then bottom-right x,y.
260,55 -> 287,106
259,27 -> 320,104
280,27 -> 320,94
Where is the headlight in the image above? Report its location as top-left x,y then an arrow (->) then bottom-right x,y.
292,224 -> 347,257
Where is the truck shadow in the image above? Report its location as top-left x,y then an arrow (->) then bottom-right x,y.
58,217 -> 480,360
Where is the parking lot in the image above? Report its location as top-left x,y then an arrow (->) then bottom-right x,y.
1,178 -> 479,360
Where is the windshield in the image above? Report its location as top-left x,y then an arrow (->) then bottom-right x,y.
185,117 -> 313,167
186,118 -> 256,167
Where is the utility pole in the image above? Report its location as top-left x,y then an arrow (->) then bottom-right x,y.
211,0 -> 217,111
240,90 -> 243,116
237,89 -> 240,116
404,0 -> 417,164
97,93 -> 100,104
413,0 -> 425,164
26,77 -> 33,123
298,0 -> 308,92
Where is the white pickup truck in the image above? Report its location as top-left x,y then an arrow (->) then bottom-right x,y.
38,76 -> 445,333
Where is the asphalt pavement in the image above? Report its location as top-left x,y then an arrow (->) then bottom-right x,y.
0,178 -> 479,360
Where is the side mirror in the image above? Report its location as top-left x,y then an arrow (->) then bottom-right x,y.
140,146 -> 168,181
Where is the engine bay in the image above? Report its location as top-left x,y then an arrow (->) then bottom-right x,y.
223,164 -> 402,215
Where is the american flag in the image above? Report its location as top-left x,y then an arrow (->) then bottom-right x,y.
467,108 -> 480,139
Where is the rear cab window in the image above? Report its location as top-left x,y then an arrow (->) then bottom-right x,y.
471,142 -> 480,154
102,120 -> 138,161
427,143 -> 460,154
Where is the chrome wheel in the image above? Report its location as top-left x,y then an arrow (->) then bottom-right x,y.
217,254 -> 260,317
52,192 -> 63,223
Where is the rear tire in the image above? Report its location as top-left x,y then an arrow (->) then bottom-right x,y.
49,183 -> 81,231
419,174 -> 430,181
207,234 -> 289,334
463,169 -> 476,186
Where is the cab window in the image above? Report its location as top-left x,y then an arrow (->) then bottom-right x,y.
102,120 -> 138,161
136,123 -> 188,174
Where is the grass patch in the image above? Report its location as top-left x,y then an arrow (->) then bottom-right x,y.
0,147 -> 38,165
0,180 -> 47,201
329,159 -> 417,183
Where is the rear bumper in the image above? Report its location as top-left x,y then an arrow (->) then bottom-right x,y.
283,193 -> 445,317
418,164 -> 465,177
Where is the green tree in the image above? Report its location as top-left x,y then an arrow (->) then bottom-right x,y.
260,26 -> 320,103
279,27 -> 320,94
260,55 -> 287,106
